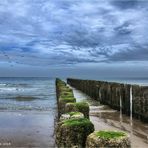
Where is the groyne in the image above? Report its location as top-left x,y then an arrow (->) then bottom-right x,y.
55,78 -> 130,148
67,78 -> 148,123
55,78 -> 94,147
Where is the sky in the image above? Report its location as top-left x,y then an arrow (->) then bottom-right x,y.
0,0 -> 148,78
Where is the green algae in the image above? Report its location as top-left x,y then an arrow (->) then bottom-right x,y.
60,91 -> 74,98
61,91 -> 73,95
56,78 -> 76,116
65,102 -> 89,118
75,102 -> 89,110
63,118 -> 92,127
66,102 -> 89,110
60,97 -> 76,103
68,112 -> 82,116
86,131 -> 130,148
56,78 -> 94,147
56,118 -> 94,147
96,131 -> 126,139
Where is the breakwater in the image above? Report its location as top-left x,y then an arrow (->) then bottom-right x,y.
55,78 -> 94,147
67,78 -> 148,123
55,78 -> 130,148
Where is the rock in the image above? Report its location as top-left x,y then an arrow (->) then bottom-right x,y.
60,112 -> 84,121
60,113 -> 71,121
56,78 -> 76,117
86,131 -> 131,148
56,118 -> 94,148
58,97 -> 76,116
65,102 -> 89,119
60,91 -> 74,97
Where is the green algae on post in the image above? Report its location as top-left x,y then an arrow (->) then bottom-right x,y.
65,102 -> 89,118
60,92 -> 73,98
58,97 -> 76,116
63,118 -> 92,127
86,131 -> 130,148
96,131 -> 126,139
68,112 -> 82,116
56,78 -> 76,114
59,97 -> 76,103
56,118 -> 94,147
60,91 -> 73,96
75,102 -> 89,110
56,78 -> 94,147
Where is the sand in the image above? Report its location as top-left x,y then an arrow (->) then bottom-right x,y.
0,111 -> 56,148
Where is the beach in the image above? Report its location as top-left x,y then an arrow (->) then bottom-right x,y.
0,78 -> 57,147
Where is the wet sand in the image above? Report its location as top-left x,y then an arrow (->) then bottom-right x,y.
72,87 -> 148,148
0,111 -> 56,148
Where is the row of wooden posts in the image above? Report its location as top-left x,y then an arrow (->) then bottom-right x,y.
55,78 -> 130,147
67,78 -> 148,123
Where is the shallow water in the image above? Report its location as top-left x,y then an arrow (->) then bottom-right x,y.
72,87 -> 148,148
0,77 -> 57,147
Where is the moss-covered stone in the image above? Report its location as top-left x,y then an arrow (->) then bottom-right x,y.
56,78 -> 95,148
58,97 -> 76,115
56,79 -> 66,89
68,111 -> 83,116
60,92 -> 74,98
60,91 -> 73,96
86,131 -> 130,148
59,97 -> 76,102
56,118 -> 94,147
65,102 -> 89,118
60,112 -> 84,121
59,87 -> 72,92
56,78 -> 76,118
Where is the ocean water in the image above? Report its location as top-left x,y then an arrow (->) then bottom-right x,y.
0,77 -> 56,111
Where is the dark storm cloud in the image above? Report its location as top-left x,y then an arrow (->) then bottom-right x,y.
111,0 -> 139,9
114,21 -> 133,35
111,0 -> 148,10
108,45 -> 148,62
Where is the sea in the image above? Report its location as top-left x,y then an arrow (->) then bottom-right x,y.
0,77 -> 56,111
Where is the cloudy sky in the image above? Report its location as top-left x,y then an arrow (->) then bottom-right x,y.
0,0 -> 148,78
